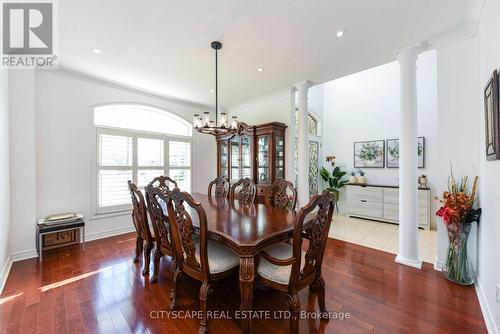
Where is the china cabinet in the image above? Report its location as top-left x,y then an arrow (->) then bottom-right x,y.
216,122 -> 286,202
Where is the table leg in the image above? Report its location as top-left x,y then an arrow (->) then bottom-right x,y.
239,256 -> 255,334
39,233 -> 43,262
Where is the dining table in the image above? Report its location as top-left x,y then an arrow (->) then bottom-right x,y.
185,193 -> 300,334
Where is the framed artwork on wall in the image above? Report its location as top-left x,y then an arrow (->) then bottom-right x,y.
386,137 -> 425,168
484,69 -> 500,161
354,140 -> 385,168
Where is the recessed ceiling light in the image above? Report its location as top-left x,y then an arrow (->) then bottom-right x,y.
210,89 -> 215,93
92,48 -> 102,54
336,30 -> 345,38
257,67 -> 265,72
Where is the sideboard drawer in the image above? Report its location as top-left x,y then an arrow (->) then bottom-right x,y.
384,188 -> 399,204
348,200 -> 383,218
348,186 -> 383,202
383,203 -> 399,221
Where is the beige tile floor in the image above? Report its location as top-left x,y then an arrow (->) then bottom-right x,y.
329,213 -> 437,264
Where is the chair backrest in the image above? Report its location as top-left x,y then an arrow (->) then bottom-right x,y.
167,188 -> 209,281
147,175 -> 178,191
208,177 -> 229,198
289,190 -> 334,288
128,180 -> 153,243
144,183 -> 173,254
264,179 -> 297,210
229,178 -> 256,204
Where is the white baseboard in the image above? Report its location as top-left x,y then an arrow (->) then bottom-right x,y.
11,249 -> 38,262
475,277 -> 499,334
0,255 -> 13,294
434,257 -> 443,271
85,226 -> 135,242
395,254 -> 423,270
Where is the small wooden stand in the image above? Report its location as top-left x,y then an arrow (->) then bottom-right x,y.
36,219 -> 85,261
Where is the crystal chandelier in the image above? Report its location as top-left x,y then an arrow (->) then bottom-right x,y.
193,41 -> 239,135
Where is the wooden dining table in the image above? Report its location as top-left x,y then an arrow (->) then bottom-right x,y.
185,193 -> 299,334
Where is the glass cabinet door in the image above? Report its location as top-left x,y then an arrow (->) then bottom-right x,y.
257,135 -> 270,183
241,135 -> 252,179
230,137 -> 240,181
218,142 -> 228,178
275,136 -> 285,180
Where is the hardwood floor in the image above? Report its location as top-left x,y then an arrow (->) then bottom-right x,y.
0,233 -> 486,334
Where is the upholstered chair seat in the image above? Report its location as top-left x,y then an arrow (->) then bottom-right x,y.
257,243 -> 305,284
194,240 -> 239,274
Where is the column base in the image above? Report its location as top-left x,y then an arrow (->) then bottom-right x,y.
395,254 -> 422,270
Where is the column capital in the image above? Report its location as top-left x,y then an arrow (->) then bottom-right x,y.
293,80 -> 313,92
395,42 -> 428,67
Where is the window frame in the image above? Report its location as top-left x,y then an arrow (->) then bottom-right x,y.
92,108 -> 193,216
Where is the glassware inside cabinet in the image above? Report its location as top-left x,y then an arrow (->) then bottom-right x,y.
241,136 -> 252,179
230,137 -> 240,181
257,136 -> 270,183
275,136 -> 284,180
219,142 -> 228,178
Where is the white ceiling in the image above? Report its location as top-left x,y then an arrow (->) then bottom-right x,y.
58,0 -> 470,107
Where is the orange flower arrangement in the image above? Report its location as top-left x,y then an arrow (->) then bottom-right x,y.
435,170 -> 481,285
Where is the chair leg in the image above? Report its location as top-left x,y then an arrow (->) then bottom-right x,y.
134,236 -> 143,263
287,293 -> 301,334
142,242 -> 154,276
198,282 -> 212,334
169,267 -> 182,311
311,275 -> 329,320
150,249 -> 162,283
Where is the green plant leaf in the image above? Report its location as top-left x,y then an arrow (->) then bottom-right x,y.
320,167 -> 330,182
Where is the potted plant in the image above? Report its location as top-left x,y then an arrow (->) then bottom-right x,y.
357,169 -> 366,185
436,171 -> 481,285
320,166 -> 349,204
349,170 -> 358,184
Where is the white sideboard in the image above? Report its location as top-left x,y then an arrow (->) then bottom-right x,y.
346,184 -> 431,230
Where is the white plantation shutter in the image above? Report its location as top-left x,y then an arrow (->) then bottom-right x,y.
95,130 -> 191,213
138,138 -> 164,167
99,134 -> 132,166
94,105 -> 192,214
169,169 -> 191,191
99,170 -> 133,207
169,141 -> 191,167
169,141 -> 191,191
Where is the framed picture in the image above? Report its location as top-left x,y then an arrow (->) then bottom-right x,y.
386,137 -> 425,168
354,140 -> 385,168
484,69 -> 500,161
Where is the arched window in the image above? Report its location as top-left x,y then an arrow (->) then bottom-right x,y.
94,104 -> 192,213
94,104 -> 192,136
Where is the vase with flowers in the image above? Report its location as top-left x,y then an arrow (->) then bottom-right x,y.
436,170 -> 481,285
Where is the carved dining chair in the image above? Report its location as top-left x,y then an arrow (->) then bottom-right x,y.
255,190 -> 334,334
145,183 -> 175,283
264,179 -> 298,211
166,188 -> 239,334
148,175 -> 178,190
229,178 -> 257,204
207,176 -> 229,198
128,180 -> 155,277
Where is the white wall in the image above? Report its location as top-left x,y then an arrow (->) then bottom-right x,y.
9,70 -> 37,261
228,89 -> 295,182
320,51 -> 438,220
0,69 -> 11,291
435,37 -> 480,271
8,69 -> 215,258
476,0 -> 500,331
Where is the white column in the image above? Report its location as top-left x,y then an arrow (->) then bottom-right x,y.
294,81 -> 312,207
395,46 -> 422,270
